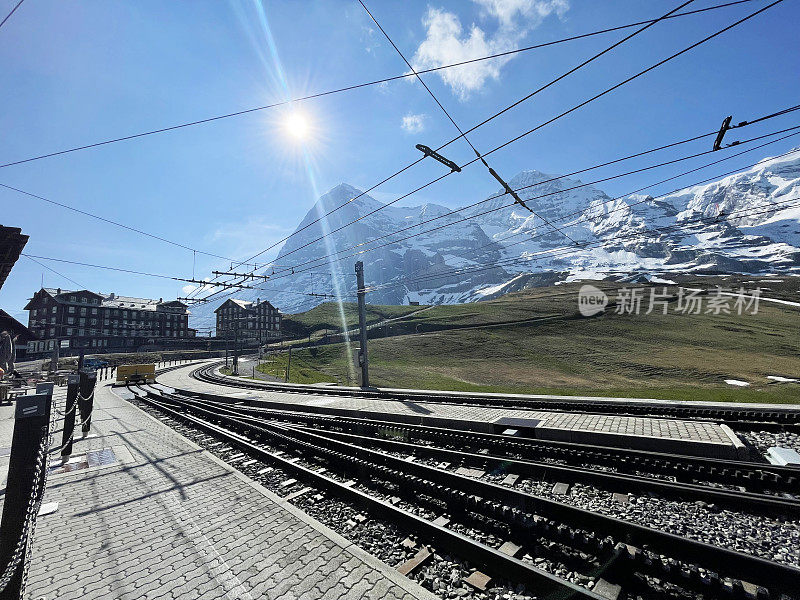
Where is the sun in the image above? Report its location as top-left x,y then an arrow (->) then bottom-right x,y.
284,111 -> 310,141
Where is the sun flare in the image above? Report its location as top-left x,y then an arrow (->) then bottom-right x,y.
284,111 -> 310,140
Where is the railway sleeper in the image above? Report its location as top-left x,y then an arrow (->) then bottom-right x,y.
179,394 -> 795,496
142,388 -> 797,598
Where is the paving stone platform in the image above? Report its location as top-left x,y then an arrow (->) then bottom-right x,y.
0,382 -> 437,600
158,361 -> 745,459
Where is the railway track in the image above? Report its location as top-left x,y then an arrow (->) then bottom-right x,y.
146,385 -> 800,511
191,361 -> 800,433
127,383 -> 800,600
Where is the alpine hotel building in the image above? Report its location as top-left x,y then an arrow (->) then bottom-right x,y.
25,287 -> 190,357
215,298 -> 281,341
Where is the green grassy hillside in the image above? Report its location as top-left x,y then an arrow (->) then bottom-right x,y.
280,302 -> 422,339
265,277 -> 800,404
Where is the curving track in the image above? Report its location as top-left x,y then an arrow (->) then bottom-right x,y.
120,364 -> 800,600
191,360 -> 800,433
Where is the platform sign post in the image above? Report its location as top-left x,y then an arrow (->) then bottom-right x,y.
0,391 -> 52,600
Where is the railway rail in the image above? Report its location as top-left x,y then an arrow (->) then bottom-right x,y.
191,361 -> 800,433
128,381 -> 800,600
145,385 -> 800,512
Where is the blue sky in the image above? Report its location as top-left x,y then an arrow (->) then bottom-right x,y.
1,0 -> 798,318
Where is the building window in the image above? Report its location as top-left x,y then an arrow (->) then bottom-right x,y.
68,306 -> 75,314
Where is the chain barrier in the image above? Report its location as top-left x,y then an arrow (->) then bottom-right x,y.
0,433 -> 49,593
0,379 -> 92,592
48,411 -> 92,455
53,400 -> 77,417
20,404 -> 57,595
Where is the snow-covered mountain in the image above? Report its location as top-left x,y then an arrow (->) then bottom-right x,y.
190,149 -> 800,328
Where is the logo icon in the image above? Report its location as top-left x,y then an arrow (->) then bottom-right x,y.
578,284 -> 608,317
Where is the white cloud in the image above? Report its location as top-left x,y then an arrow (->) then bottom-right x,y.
473,0 -> 568,27
411,1 -> 569,100
401,113 -> 427,134
182,284 -> 197,295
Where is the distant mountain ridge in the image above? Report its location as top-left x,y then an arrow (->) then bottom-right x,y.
190,150 -> 800,330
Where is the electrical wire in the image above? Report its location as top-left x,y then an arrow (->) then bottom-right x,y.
0,0 -> 761,170
359,0 -> 605,245
19,253 -> 254,288
190,115 -> 799,309
366,196 -> 800,295
258,125 -> 800,283
0,0 -> 24,30
0,183 -> 241,263
23,254 -> 84,289
364,155 -> 800,294
233,0 -> 786,276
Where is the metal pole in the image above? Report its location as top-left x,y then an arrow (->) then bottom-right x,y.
355,261 -> 369,388
50,343 -> 59,375
61,374 -> 79,458
77,370 -> 96,436
233,322 -> 239,376
0,391 -> 52,600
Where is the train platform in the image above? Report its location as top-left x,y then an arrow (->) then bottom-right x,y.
0,382 -> 437,600
158,361 -> 747,460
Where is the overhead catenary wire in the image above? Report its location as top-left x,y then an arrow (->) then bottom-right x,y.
191,111 -> 800,304
366,195 -> 800,296
255,125 -> 800,284
0,0 -> 762,171
0,0 -> 24,30
0,183 -> 242,264
233,0 -> 705,271
358,0 -> 606,245
190,111 -> 798,310
366,141 -> 800,292
23,254 -> 84,289
18,253 -> 255,288
266,123 -> 800,279
228,0 -> 785,279
363,147 -> 800,294
285,135 -> 800,295
254,104 -> 800,279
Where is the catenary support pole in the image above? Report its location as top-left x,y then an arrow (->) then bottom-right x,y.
355,261 -> 370,388
0,391 -> 52,600
233,323 -> 239,376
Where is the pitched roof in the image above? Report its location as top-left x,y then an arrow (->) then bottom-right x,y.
30,288 -> 185,312
0,309 -> 35,342
0,226 -> 29,291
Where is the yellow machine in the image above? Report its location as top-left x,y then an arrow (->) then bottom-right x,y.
116,364 -> 156,384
